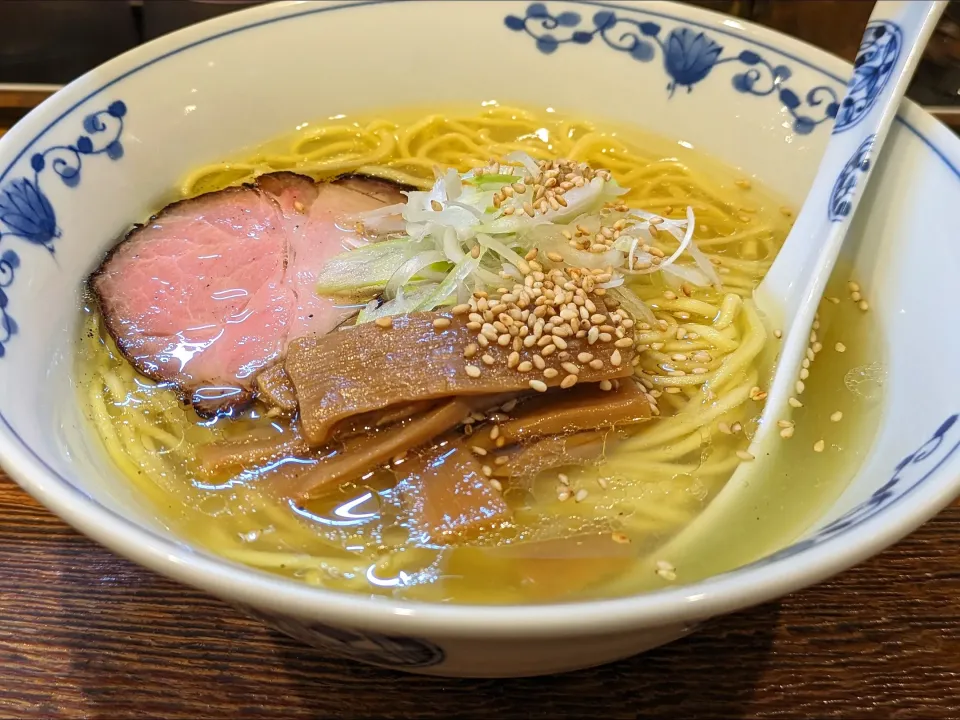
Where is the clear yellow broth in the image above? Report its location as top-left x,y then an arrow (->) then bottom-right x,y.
75,104 -> 882,603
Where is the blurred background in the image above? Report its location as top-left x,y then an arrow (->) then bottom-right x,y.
0,0 -> 957,130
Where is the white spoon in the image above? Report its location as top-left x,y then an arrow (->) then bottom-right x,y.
653,0 -> 948,559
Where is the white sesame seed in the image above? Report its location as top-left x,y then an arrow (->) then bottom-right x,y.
813,440 -> 825,453
489,479 -> 503,492
736,450 -> 755,461
529,379 -> 548,392
788,397 -> 803,408
858,300 -> 869,311
795,380 -> 805,394
465,365 -> 481,378
599,380 -> 613,391
848,281 -> 860,293
835,342 -> 847,353
780,426 -> 795,439
471,446 -> 487,456
575,488 -> 589,503
830,411 -> 843,422
374,316 -> 393,329
558,473 -> 569,485
561,373 -> 578,389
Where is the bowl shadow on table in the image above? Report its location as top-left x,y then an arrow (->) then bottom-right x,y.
45,564 -> 780,720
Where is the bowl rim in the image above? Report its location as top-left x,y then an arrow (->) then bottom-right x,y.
1,0 -> 959,638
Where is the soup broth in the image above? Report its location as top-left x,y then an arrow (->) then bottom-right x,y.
75,105 -> 882,603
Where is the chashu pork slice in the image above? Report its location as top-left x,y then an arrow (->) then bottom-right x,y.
90,172 -> 408,416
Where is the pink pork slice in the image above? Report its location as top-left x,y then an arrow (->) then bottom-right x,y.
90,172 -> 407,416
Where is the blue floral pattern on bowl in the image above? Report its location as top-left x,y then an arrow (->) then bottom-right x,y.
504,3 -> 840,134
239,604 -> 446,669
833,20 -> 902,134
742,413 -> 960,570
0,100 -> 126,357
828,134 -> 875,221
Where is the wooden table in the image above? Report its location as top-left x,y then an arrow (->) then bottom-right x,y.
2,469 -> 959,719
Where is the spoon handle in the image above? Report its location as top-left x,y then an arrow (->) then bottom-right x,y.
758,0 -> 947,328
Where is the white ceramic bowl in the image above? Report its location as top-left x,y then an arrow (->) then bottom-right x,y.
0,0 -> 958,678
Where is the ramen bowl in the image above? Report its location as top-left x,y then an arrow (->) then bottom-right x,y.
0,0 -> 958,678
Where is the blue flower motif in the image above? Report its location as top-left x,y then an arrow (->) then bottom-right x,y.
504,2 -> 842,131
663,28 -> 723,96
0,178 -> 58,248
0,98 -> 127,358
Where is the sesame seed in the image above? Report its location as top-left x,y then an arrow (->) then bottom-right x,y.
481,354 -> 495,366
813,440 -> 825,453
858,300 -> 869,311
463,344 -> 478,359
489,425 -> 500,440
614,338 -> 634,348
452,304 -> 470,315
830,411 -> 843,422
547,251 -> 564,263
847,281 -> 860,293
529,379 -> 548,392
374,316 -> 393,329
589,358 -> 604,370
432,317 -> 451,330
481,465 -> 493,477
736,450 -> 755,461
599,380 -> 613,391
774,329 -> 782,339
558,473 -> 569,485
851,291 -> 862,302
561,373 -> 578,388
489,479 -> 503,492
575,489 -> 589,503
471,445 -> 487,456
799,368 -> 809,380
788,397 -> 804,408
431,200 -> 442,211
557,489 -> 571,502
610,349 -> 622,367
465,365 -> 482,378
835,342 -> 847,353
780,426 -> 795,439
517,361 -> 533,373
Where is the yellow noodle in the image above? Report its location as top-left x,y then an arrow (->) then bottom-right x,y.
77,105 -> 792,601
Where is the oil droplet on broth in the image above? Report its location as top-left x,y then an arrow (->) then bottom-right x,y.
844,361 -> 886,401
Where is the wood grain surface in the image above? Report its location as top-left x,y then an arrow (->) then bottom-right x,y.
1,468 -> 959,720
